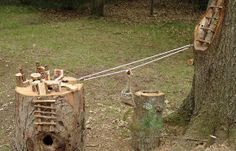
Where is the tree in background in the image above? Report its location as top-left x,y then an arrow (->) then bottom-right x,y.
20,0 -> 30,5
91,0 -> 105,16
191,0 -> 209,10
18,0 -> 105,16
19,0 -> 83,10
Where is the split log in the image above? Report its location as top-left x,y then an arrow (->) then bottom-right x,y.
13,84 -> 85,151
131,90 -> 165,151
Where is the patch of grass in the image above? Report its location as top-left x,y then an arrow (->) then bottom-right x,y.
0,144 -> 11,151
0,5 -> 195,145
0,5 -> 41,30
0,5 -> 36,14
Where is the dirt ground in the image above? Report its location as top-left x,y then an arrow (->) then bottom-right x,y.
0,0 -> 232,151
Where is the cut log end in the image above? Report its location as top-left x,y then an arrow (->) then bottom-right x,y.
135,90 -> 165,97
16,83 -> 83,97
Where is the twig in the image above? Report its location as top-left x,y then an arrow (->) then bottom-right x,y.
86,143 -> 99,147
183,137 -> 208,142
160,134 -> 208,142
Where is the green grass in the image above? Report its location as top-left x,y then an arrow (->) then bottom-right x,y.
0,5 -> 195,145
0,144 -> 11,151
0,128 -> 11,151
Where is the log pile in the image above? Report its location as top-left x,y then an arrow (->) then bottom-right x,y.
13,63 -> 85,151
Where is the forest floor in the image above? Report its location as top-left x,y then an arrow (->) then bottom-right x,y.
0,0 -> 228,150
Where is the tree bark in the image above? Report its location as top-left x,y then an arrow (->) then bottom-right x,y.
13,84 -> 85,151
179,0 -> 236,147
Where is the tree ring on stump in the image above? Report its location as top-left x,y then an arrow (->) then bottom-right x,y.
135,90 -> 165,97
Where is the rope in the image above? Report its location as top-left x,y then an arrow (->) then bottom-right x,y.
130,47 -> 190,70
79,45 -> 192,81
78,44 -> 192,81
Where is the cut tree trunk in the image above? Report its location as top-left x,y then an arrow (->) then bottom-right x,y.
131,90 -> 165,151
13,84 -> 85,151
179,0 -> 236,148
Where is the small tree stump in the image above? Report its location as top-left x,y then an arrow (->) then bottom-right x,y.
14,82 -> 85,151
131,90 -> 165,151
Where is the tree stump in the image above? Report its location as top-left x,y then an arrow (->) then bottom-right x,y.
131,90 -> 165,151
14,81 -> 85,151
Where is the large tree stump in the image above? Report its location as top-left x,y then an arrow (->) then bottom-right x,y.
131,90 -> 165,151
14,81 -> 85,151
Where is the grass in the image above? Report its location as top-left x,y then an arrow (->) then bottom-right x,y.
0,144 -> 11,151
0,5 -> 195,148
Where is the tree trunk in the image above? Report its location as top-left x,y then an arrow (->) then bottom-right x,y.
150,0 -> 154,16
13,83 -> 85,151
179,0 -> 236,147
91,0 -> 104,16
